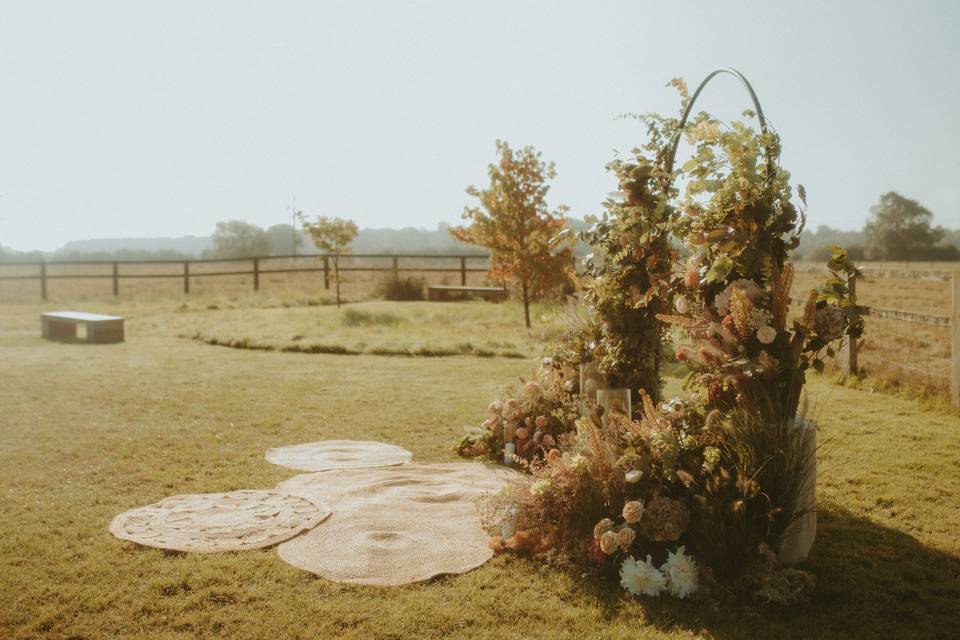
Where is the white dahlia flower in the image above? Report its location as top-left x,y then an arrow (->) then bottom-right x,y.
661,546 -> 699,599
620,555 -> 666,597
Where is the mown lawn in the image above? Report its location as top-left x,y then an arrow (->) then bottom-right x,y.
0,296 -> 958,640
174,300 -> 561,358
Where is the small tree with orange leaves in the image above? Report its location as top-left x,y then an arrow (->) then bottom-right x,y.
451,140 -> 574,328
297,214 -> 358,308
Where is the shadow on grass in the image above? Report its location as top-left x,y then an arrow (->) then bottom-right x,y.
190,334 -> 528,359
582,505 -> 960,640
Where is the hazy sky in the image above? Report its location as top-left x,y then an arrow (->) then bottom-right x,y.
2,1 -> 958,251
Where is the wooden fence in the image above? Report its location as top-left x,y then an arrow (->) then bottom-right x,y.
5,255 -> 960,406
0,253 -> 491,299
795,265 -> 960,407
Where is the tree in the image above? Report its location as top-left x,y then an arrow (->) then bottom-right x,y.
298,215 -> 358,307
266,224 -> 304,256
864,192 -> 958,261
208,221 -> 271,259
451,140 -> 574,328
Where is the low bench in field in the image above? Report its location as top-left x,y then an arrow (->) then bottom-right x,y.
41,311 -> 125,344
427,285 -> 508,302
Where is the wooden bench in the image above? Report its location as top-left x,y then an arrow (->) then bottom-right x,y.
427,285 -> 508,302
41,311 -> 125,344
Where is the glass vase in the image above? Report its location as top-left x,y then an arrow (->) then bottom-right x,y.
579,362 -> 606,416
596,387 -> 632,425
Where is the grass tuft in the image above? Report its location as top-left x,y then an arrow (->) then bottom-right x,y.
341,308 -> 403,327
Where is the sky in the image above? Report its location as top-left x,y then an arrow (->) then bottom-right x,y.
1,0 -> 958,252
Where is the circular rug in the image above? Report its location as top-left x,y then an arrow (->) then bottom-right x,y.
109,490 -> 331,553
265,440 -> 413,472
277,501 -> 492,585
275,462 -> 517,507
275,462 -> 518,584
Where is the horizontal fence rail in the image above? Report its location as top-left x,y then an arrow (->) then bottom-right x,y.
789,297 -> 950,327
6,256 -> 960,407
0,253 -> 493,298
791,268 -> 960,407
795,264 -> 953,282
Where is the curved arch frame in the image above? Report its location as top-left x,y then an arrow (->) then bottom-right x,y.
664,68 -> 770,176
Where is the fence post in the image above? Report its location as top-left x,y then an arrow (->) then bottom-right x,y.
323,256 -> 330,289
845,273 -> 858,375
952,271 -> 960,409
392,256 -> 399,280
40,262 -> 47,301
112,262 -> 119,296
460,256 -> 467,286
183,261 -> 190,294
253,258 -> 260,292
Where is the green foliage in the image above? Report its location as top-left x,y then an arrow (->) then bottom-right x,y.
208,220 -> 271,259
864,191 -> 959,261
298,215 -> 359,308
578,113 -> 681,404
805,242 -> 865,262
265,223 -> 305,256
298,216 -> 359,255
660,105 -> 864,429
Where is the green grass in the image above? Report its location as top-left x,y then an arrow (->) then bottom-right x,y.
173,300 -> 557,358
341,308 -> 403,327
1,296 -> 958,639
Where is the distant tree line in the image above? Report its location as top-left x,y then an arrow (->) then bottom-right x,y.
0,245 -> 194,262
4,191 -> 951,264
798,192 -> 959,262
0,223 -> 502,262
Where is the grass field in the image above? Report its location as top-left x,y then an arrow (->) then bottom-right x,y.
3,257 -> 955,400
793,265 -> 952,399
1,293 -> 958,639
178,300 -> 561,358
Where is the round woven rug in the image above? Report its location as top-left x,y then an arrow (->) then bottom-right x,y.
109,490 -> 331,553
277,501 -> 492,585
275,462 -> 517,506
275,462 -> 518,584
265,440 -> 413,472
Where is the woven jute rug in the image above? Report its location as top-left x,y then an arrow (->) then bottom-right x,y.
109,490 -> 331,553
277,500 -> 493,585
265,440 -> 413,472
275,462 -> 517,506
275,462 -> 518,585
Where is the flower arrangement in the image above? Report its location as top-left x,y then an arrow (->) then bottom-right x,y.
456,360 -> 581,464
473,76 -> 862,604
486,393 -> 710,594
662,108 -> 863,426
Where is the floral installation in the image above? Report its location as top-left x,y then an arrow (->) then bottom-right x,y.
662,106 -> 863,426
473,79 -> 861,605
574,109 -> 681,407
